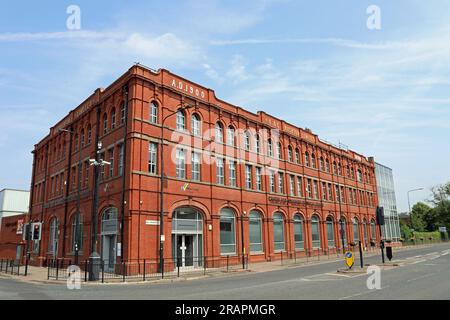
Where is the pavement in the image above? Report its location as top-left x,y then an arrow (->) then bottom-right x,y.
0,242 -> 449,299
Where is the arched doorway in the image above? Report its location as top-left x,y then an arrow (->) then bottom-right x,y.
101,207 -> 118,271
172,207 -> 204,268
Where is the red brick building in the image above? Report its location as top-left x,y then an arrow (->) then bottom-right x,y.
26,64 -> 380,268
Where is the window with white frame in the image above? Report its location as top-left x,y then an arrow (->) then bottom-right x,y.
326,216 -> 335,248
273,213 -> 285,251
176,110 -> 185,131
256,167 -> 262,191
216,157 -> 224,184
227,126 -> 235,146
176,148 -> 186,179
215,122 -> 223,143
150,102 -> 158,124
191,152 -> 200,181
289,175 -> 295,195
278,172 -> 284,194
297,176 -> 303,197
249,211 -> 263,253
245,165 -> 252,189
294,214 -> 304,250
311,216 -> 321,248
220,208 -> 236,254
148,142 -> 157,174
191,114 -> 201,136
229,161 -> 236,187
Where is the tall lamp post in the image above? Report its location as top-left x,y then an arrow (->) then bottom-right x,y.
159,103 -> 194,275
407,188 -> 424,230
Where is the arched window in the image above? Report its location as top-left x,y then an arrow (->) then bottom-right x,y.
338,162 -> 342,176
311,153 -> 316,169
333,161 -> 338,174
103,113 -> 108,134
325,158 -> 330,172
220,208 -> 236,254
215,122 -> 223,143
287,146 -> 293,162
80,129 -> 85,148
293,214 -> 304,250
255,134 -> 260,153
120,103 -> 126,124
267,139 -> 273,157
227,126 -> 235,146
273,213 -> 285,251
295,148 -> 300,164
48,217 -> 58,255
102,207 -> 118,233
71,214 -> 83,252
353,217 -> 359,241
276,142 -> 282,159
87,124 -> 92,145
305,152 -> 310,167
357,169 -> 362,182
176,110 -> 185,131
73,133 -> 78,152
320,157 -> 325,171
311,215 -> 321,248
244,131 -> 250,150
326,216 -> 335,248
111,107 -> 116,130
191,114 -> 201,136
150,102 -> 158,124
249,210 -> 263,253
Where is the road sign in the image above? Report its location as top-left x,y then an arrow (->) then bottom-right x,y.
439,227 -> 447,233
345,251 -> 354,269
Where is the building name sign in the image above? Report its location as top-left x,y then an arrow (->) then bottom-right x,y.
268,196 -> 323,208
171,79 -> 206,100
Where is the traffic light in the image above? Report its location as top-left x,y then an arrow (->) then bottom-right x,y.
376,206 -> 385,225
22,223 -> 31,241
32,223 -> 42,241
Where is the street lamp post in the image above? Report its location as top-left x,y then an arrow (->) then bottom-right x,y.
241,211 -> 246,269
407,188 -> 424,229
159,104 -> 194,275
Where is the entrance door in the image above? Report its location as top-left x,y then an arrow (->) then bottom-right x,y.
102,235 -> 116,271
175,235 -> 194,267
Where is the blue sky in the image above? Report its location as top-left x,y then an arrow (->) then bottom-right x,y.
1,0 -> 449,212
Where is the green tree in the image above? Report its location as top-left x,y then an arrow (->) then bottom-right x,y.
410,202 -> 430,232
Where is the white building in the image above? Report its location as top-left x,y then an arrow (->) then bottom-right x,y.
0,189 -> 30,229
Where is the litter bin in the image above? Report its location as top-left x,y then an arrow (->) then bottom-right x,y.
88,252 -> 101,281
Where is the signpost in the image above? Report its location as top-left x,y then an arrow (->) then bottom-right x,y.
345,251 -> 354,269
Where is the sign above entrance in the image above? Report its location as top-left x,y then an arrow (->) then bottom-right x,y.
146,220 -> 160,226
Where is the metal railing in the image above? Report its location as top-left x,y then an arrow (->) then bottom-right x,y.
0,259 -> 25,276
47,254 -> 249,283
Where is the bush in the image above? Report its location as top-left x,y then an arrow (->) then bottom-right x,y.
413,231 -> 441,241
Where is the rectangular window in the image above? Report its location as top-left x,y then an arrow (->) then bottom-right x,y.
148,142 -> 157,174
340,186 -> 345,203
191,152 -> 200,181
229,161 -> 236,187
216,158 -> 224,185
245,165 -> 252,189
297,177 -> 303,197
278,172 -> 284,194
176,148 -> 185,179
118,144 -> 124,176
328,183 -> 333,201
322,182 -> 327,200
289,175 -> 295,196
270,171 -> 275,193
108,148 -> 114,178
313,180 -> 319,199
256,167 -> 262,191
306,179 -> 312,198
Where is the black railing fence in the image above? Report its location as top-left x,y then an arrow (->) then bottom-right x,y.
0,258 -> 25,276
47,254 -> 249,283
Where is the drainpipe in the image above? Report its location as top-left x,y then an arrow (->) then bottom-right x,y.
120,84 -> 129,262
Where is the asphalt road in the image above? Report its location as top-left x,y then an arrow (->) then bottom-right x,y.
1,243 -> 449,300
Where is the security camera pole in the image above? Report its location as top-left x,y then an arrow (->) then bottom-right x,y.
88,141 -> 110,280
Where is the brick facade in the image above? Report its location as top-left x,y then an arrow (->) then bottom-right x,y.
25,64 -> 380,267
